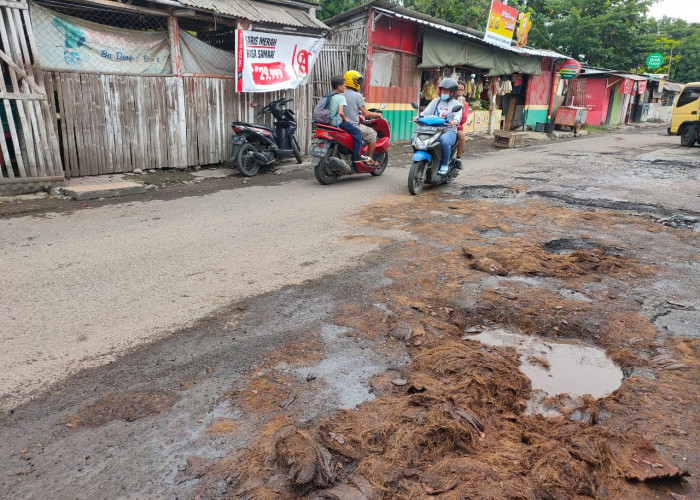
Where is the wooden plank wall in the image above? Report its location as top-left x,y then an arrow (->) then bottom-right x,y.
44,72 -> 314,177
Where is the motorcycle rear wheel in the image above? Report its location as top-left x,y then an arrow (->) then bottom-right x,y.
370,151 -> 388,176
236,143 -> 260,177
408,160 -> 427,195
291,136 -> 303,164
314,156 -> 338,185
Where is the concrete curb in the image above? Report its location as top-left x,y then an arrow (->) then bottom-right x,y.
62,181 -> 147,201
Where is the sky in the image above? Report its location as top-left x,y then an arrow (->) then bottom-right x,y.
647,0 -> 700,23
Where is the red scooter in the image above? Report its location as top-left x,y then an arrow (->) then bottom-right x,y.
310,107 -> 391,185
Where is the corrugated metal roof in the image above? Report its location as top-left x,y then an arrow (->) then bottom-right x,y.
172,0 -> 327,29
327,0 -> 568,59
374,7 -> 567,59
612,73 -> 648,81
663,82 -> 684,92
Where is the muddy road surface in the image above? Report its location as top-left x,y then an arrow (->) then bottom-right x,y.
1,126 -> 698,499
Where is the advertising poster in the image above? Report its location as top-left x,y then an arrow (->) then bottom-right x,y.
483,0 -> 519,49
236,30 -> 325,92
516,12 -> 531,48
619,79 -> 634,94
30,4 -> 170,74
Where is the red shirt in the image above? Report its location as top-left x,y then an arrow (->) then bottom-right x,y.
458,101 -> 469,131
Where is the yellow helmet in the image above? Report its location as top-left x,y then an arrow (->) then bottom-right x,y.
344,70 -> 364,91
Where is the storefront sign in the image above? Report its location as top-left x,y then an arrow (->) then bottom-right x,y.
483,0 -> 519,49
559,59 -> 581,80
31,4 -> 171,74
516,12 -> 532,48
646,53 -> 663,69
236,30 -> 324,92
619,79 -> 634,94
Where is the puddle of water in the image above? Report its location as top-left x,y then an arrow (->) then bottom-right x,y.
470,328 -> 623,399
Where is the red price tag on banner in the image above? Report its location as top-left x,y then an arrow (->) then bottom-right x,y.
251,62 -> 290,85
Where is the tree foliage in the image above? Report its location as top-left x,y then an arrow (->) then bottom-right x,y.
316,0 -> 700,82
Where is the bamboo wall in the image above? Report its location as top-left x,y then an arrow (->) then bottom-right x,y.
0,0 -> 62,192
43,72 -> 314,178
312,18 -> 368,99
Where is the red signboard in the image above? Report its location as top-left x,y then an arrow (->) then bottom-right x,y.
619,79 -> 634,94
637,80 -> 648,95
559,59 -> 581,79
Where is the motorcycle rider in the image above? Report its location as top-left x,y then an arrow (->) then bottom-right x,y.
343,70 -> 382,166
416,78 -> 462,175
327,75 -> 371,165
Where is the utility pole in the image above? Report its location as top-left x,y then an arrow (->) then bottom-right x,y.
668,46 -> 673,80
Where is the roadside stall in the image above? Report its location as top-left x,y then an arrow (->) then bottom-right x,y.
317,0 -> 568,141
1,0 -> 328,193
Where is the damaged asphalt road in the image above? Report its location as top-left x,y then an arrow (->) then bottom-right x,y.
0,126 -> 698,499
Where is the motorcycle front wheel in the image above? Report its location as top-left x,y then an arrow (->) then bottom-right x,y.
408,160 -> 428,195
314,155 -> 338,185
291,136 -> 303,164
236,143 -> 260,177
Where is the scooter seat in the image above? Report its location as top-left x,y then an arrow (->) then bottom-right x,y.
314,123 -> 342,131
233,121 -> 275,133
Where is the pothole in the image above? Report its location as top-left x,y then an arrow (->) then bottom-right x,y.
476,228 -> 508,238
460,185 -> 519,199
529,191 -> 700,230
543,237 -> 625,256
469,328 -> 623,415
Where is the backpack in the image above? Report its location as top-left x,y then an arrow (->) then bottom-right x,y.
312,92 -> 334,124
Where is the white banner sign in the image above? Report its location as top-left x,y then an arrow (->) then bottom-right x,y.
236,30 -> 324,92
31,4 -> 171,74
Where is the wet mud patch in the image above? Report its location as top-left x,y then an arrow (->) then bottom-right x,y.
543,237 -> 626,256
65,390 -> 177,428
460,184 -> 521,199
529,190 -> 700,230
190,193 -> 696,498
463,238 -> 645,279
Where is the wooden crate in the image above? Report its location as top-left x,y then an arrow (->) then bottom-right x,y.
493,130 -> 516,148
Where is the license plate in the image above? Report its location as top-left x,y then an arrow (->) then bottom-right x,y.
310,143 -> 329,157
415,125 -> 438,133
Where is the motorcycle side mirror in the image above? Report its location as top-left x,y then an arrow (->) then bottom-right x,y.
250,101 -> 259,108
452,104 -> 463,112
410,102 -> 419,109
379,103 -> 386,110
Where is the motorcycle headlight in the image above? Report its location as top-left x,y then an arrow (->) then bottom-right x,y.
413,134 -> 432,149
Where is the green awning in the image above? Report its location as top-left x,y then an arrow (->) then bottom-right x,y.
420,30 -> 542,76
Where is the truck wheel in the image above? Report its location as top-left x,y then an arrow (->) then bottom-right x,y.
680,125 -> 697,147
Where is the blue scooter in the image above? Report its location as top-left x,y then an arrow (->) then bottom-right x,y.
407,102 -> 463,195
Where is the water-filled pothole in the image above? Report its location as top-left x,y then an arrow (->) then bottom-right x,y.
543,237 -> 625,256
470,329 -> 623,415
461,185 -> 519,199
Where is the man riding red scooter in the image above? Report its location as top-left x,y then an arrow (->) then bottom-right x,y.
310,71 -> 391,185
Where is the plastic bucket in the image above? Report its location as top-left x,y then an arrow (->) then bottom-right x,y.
534,122 -> 545,132
544,122 -> 555,134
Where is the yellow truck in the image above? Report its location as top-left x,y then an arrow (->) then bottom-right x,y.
669,82 -> 700,147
